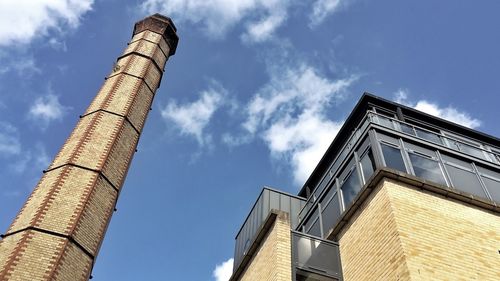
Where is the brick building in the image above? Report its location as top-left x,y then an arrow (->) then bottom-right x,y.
230,94 -> 500,281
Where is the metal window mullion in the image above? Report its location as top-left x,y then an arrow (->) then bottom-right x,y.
471,162 -> 493,201
335,177 -> 346,212
436,150 -> 452,187
369,130 -> 385,169
317,202 -> 324,238
399,138 -> 413,175
354,149 -> 365,186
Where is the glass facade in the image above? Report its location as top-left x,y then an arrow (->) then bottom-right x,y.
296,108 -> 500,240
232,95 -> 500,280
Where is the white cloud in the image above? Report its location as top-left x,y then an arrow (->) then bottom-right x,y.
393,89 -> 481,129
142,0 -> 290,42
393,88 -> 409,105
0,51 -> 41,75
161,83 -> 226,146
263,111 -> 343,183
241,11 -> 287,43
414,100 -> 481,129
9,143 -> 49,174
29,94 -> 70,128
242,64 -> 356,184
0,0 -> 93,47
310,0 -> 345,27
213,258 -> 233,281
0,122 -> 21,156
141,0 -> 348,42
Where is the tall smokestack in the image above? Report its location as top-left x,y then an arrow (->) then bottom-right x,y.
0,14 -> 178,280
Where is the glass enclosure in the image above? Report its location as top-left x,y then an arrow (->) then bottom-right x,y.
297,109 -> 500,240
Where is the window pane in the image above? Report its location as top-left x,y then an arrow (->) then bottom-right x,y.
415,128 -> 442,144
360,149 -> 376,183
444,138 -> 461,150
307,218 -> 321,237
319,184 -> 337,207
408,153 -> 447,186
481,176 -> 500,202
321,193 -> 341,237
376,115 -> 394,129
304,208 -> 318,231
399,123 -> 416,135
476,166 -> 500,202
341,167 -> 361,209
445,164 -> 488,199
476,165 -> 500,179
459,143 -> 487,160
381,144 -> 407,172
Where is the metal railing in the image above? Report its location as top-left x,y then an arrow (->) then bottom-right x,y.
292,231 -> 342,280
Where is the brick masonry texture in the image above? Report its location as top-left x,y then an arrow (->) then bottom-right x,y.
239,212 -> 292,281
339,178 -> 500,281
0,16 -> 176,280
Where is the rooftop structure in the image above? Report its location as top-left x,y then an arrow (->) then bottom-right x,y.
230,93 -> 500,281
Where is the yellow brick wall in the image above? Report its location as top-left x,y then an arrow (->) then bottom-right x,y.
239,212 -> 292,281
339,178 -> 500,281
338,181 -> 412,281
0,16 -> 175,280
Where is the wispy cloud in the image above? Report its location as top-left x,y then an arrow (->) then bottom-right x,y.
142,0 -> 291,43
393,89 -> 481,129
213,258 -> 233,281
0,51 -> 41,76
310,0 -> 346,27
0,0 -> 93,47
141,0 -> 350,43
28,94 -> 70,129
236,64 -> 357,184
9,143 -> 49,174
160,81 -> 227,146
0,122 -> 21,156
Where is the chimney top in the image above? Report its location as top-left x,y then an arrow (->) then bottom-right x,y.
133,14 -> 179,56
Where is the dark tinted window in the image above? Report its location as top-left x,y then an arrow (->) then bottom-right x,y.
308,218 -> 321,237
321,193 -> 341,237
340,167 -> 361,209
400,123 -> 416,135
381,144 -> 407,172
459,142 -> 486,160
481,176 -> 500,202
409,153 -> 447,186
415,128 -> 442,144
476,166 -> 500,202
446,164 -> 488,199
360,149 -> 376,184
376,115 -> 395,129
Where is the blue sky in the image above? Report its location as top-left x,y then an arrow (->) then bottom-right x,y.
1,0 -> 500,280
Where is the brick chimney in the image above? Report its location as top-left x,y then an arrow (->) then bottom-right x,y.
0,14 -> 178,280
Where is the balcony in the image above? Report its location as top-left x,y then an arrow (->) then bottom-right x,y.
292,231 -> 343,281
